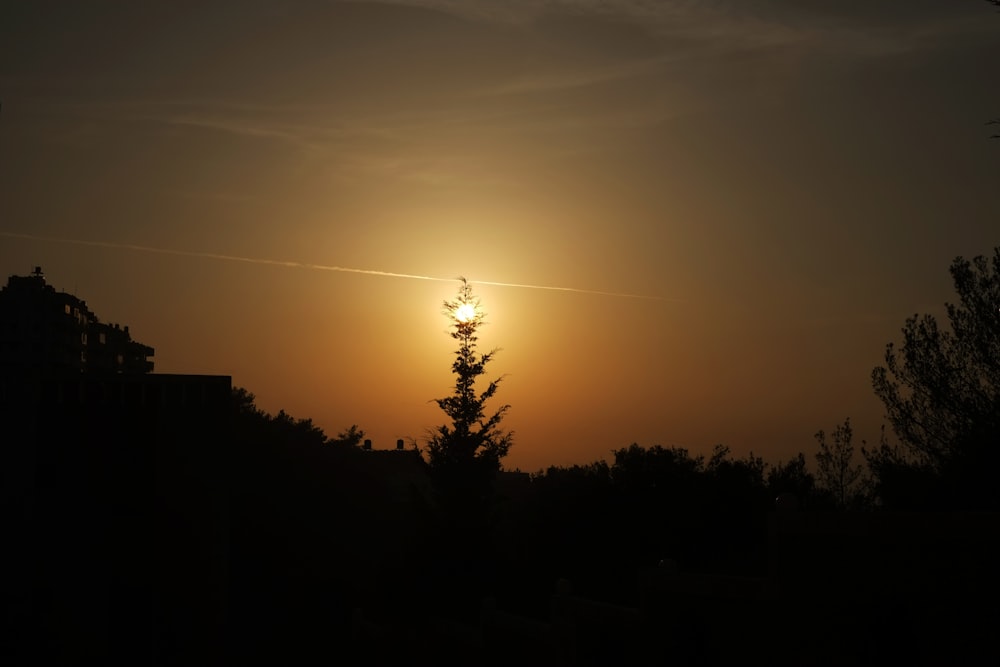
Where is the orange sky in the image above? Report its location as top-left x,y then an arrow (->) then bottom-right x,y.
2,1 -> 998,471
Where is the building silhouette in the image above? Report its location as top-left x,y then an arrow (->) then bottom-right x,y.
0,266 -> 154,374
0,267 -> 230,665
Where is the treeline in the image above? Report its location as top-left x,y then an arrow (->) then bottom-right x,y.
499,444 -> 779,608
223,387 -> 995,664
221,248 -> 999,663
226,389 -> 428,665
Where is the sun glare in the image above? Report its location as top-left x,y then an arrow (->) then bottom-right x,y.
454,302 -> 477,323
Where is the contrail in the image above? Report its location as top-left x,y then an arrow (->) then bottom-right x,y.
0,231 -> 673,301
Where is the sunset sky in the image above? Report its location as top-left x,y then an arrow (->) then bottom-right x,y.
2,1 -> 998,471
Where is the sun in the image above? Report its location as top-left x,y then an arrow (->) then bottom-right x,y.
454,302 -> 478,323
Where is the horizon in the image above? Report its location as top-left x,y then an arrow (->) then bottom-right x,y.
1,1 -> 998,472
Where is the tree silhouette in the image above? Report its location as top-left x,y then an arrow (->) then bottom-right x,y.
814,418 -> 864,508
329,424 -> 366,448
426,278 -> 513,514
870,250 -> 1000,507
767,452 -> 819,507
872,251 -> 1000,465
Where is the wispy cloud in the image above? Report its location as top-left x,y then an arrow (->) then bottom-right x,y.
164,115 -> 310,145
14,0 -> 982,193
0,231 -> 676,301
467,57 -> 661,97
362,0 -> 988,61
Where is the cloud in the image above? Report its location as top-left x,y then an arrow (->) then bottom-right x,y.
9,0 -> 988,194
164,115 -> 313,146
467,57 -> 660,97
0,231 -> 673,300
358,0 -> 990,62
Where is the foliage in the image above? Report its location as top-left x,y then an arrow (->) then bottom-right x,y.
814,418 -> 865,508
225,387 -> 426,663
707,445 -> 766,493
870,250 -> 1000,508
233,386 -> 265,420
610,443 -> 704,495
533,461 -> 612,503
425,278 -> 513,503
871,250 -> 1000,470
861,425 -> 935,509
329,424 -> 366,448
607,443 -> 769,508
232,387 -> 371,452
864,424 -> 1000,510
599,443 -> 771,573
767,452 -> 817,506
232,386 -> 328,447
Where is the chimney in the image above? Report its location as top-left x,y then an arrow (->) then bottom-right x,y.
396,439 -> 404,450
363,439 -> 372,451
